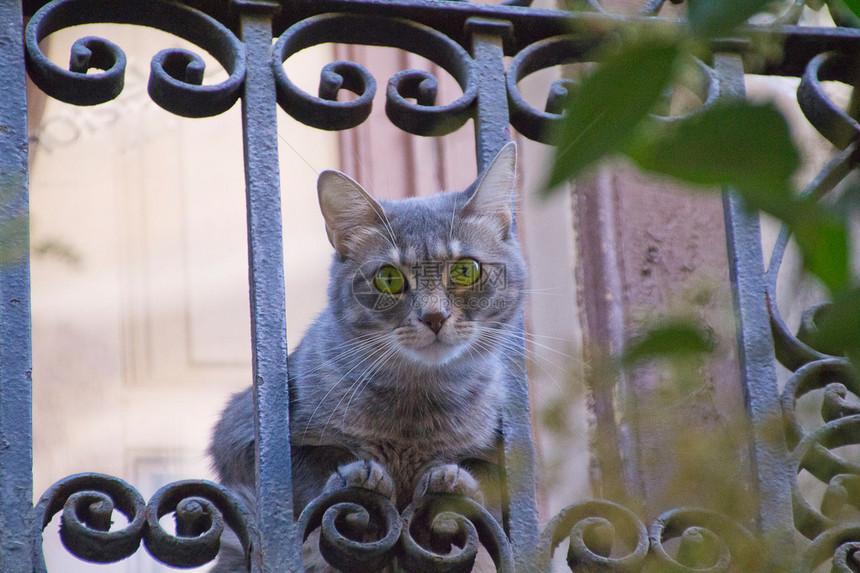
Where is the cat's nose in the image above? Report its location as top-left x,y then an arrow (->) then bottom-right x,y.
420,310 -> 449,334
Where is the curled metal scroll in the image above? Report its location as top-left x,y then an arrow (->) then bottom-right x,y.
506,35 -> 602,143
766,146 -> 855,372
34,473 -> 146,565
789,415 -> 860,540
506,35 -> 719,143
536,499 -> 649,572
648,508 -> 757,572
780,358 -> 860,545
298,486 -> 402,571
272,14 -> 477,134
798,52 -> 860,152
25,0 -> 245,117
400,493 -> 514,572
801,523 -> 860,572
768,47 -> 860,569
33,473 -> 255,570
781,358 -> 859,452
771,53 -> 860,484
143,480 -> 255,569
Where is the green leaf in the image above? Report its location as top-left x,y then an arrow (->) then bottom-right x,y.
829,0 -> 860,27
627,99 -> 851,293
789,203 -> 851,294
621,320 -> 714,367
687,0 -> 774,38
545,35 -> 681,190
811,288 -> 860,374
627,101 -> 799,194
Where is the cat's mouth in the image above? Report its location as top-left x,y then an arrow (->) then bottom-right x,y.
404,340 -> 464,366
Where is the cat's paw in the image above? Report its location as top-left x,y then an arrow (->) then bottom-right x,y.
324,459 -> 394,499
413,464 -> 484,504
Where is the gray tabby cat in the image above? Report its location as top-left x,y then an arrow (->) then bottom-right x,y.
209,142 -> 526,571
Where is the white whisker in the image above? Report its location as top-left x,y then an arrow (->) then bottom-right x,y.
301,334 -> 394,444
329,345 -> 400,435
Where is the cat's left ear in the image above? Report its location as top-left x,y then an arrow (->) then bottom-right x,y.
318,170 -> 389,259
462,142 -> 516,239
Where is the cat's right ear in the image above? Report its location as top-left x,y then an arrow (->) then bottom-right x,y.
318,170 -> 388,259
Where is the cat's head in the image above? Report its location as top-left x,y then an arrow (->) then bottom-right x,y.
317,142 -> 526,368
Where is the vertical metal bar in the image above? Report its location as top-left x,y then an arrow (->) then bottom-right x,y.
468,19 -> 515,172
235,1 -> 301,571
716,53 -> 795,546
467,17 -> 541,571
0,1 -> 34,571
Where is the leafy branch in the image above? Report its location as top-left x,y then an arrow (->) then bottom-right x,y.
545,0 -> 860,370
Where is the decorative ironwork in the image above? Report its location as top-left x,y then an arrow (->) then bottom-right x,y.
399,493 -> 515,572
24,0 -> 246,116
758,34 -> 860,570
506,36 -> 720,142
33,474 -> 256,570
506,35 -> 602,143
800,522 -> 860,572
537,501 -> 758,572
298,487 -> 402,571
272,14 -> 477,134
297,486 -> 515,571
648,508 -> 758,571
798,52 -> 860,154
538,500 -> 650,571
5,0 -> 860,570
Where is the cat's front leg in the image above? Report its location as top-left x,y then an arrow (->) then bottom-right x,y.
324,459 -> 395,498
413,464 -> 484,504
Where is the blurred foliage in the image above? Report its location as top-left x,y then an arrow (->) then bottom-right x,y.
32,237 -> 81,266
619,319 -> 714,369
546,0 -> 859,373
545,34 -> 681,189
1,179 -> 80,268
687,0 -> 778,38
844,0 -> 860,21
539,1 -> 860,567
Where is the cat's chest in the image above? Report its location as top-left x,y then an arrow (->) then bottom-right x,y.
338,383 -> 503,467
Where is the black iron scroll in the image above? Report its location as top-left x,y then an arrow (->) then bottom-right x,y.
25,0 -> 246,116
32,474 -> 256,571
771,47 -> 860,569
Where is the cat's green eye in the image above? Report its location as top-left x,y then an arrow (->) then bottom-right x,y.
449,258 -> 481,287
374,265 -> 406,294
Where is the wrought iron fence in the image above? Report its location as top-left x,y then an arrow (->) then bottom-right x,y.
2,0 -> 860,570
